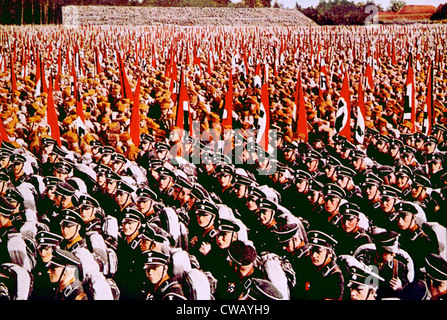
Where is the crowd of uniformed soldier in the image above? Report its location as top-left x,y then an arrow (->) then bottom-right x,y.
2,120 -> 447,301
1,24 -> 447,301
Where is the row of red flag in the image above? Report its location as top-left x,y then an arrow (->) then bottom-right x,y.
0,25 -> 442,150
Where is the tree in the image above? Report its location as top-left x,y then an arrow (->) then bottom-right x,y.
388,0 -> 406,12
431,3 -> 447,20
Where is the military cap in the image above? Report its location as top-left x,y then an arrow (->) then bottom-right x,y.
212,152 -> 232,165
55,181 -> 76,196
140,133 -> 154,143
282,141 -> 297,151
76,194 -> 100,208
303,149 -> 322,161
143,250 -> 169,268
307,230 -> 337,250
214,162 -> 235,176
228,241 -> 257,266
426,153 -> 444,164
53,161 -> 73,174
89,140 -> 103,147
324,155 -> 342,168
136,187 -> 158,201
0,148 -> 12,159
60,208 -> 84,227
104,170 -> 121,181
360,172 -> 383,187
295,169 -> 312,182
0,196 -> 17,217
42,137 -> 57,147
94,164 -> 112,174
241,278 -> 283,300
413,174 -> 432,188
372,230 -> 400,253
255,197 -> 278,212
234,173 -> 254,186
335,165 -> 356,178
154,142 -> 170,152
332,134 -> 347,144
190,183 -> 210,200
139,225 -> 168,243
122,207 -> 145,223
347,265 -> 384,291
155,166 -> 175,179
413,132 -> 425,141
51,145 -> 67,157
379,185 -> 402,198
175,175 -> 193,190
111,153 -> 126,163
349,149 -> 366,160
400,145 -> 416,156
116,180 -> 135,194
247,186 -> 267,200
273,223 -> 299,243
376,135 -> 389,144
148,159 -> 164,170
339,202 -> 361,217
194,200 -> 218,216
36,230 -> 63,248
217,218 -> 240,233
425,135 -> 439,145
275,162 -> 289,173
4,189 -> 23,204
395,165 -> 413,178
322,183 -> 346,199
0,173 -> 9,182
388,138 -> 404,149
424,253 -> 447,281
0,141 -> 16,152
99,146 -> 115,155
400,133 -> 414,141
394,202 -> 418,216
374,165 -> 395,179
43,176 -> 62,187
365,127 -> 380,136
308,179 -> 324,192
46,248 -> 81,268
9,153 -> 26,164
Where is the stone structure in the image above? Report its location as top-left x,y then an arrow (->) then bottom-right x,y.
62,6 -> 317,26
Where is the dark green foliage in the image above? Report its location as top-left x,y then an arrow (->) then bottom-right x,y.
296,0 -> 383,25
431,3 -> 447,20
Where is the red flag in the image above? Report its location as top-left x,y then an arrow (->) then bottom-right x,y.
175,70 -> 192,137
55,47 -> 61,91
130,77 -> 141,146
41,57 -> 48,94
0,118 -> 9,143
117,50 -> 133,100
364,63 -> 374,91
10,55 -> 17,92
391,39 -> 397,66
335,71 -> 351,141
402,57 -> 416,133
95,46 -> 102,75
355,76 -> 366,144
422,61 -> 434,135
221,69 -> 233,129
257,64 -> 271,152
294,70 -> 308,141
46,79 -> 61,147
319,63 -> 329,97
